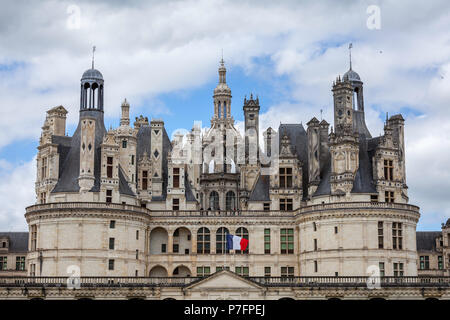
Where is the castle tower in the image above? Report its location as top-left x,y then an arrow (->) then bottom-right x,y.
332,76 -> 354,135
78,116 -> 96,192
243,94 -> 260,164
212,58 -> 232,124
117,99 -> 137,192
307,117 -> 321,194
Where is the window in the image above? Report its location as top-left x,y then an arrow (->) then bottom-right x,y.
131,155 -> 134,165
136,230 -> 139,240
385,191 -> 394,203
313,222 -> 317,231
109,238 -> 115,250
108,259 -> 114,271
235,266 -> 249,277
235,227 -> 249,254
173,244 -> 179,253
379,262 -> 385,277
209,191 -> 219,210
122,140 -> 127,148
172,198 -> 179,211
279,198 -> 293,211
109,220 -> 116,229
0,257 -> 7,270
216,227 -> 229,254
31,225 -> 37,251
142,170 -> 148,190
264,229 -> 271,254
263,203 -> 270,211
371,195 -> 379,202
161,244 -> 166,253
107,157 -> 113,178
393,262 -> 403,277
173,168 -> 180,188
197,227 -> 210,254
40,192 -> 46,204
392,222 -> 403,250
30,264 -> 36,277
378,221 -> 384,249
420,256 -> 429,270
279,167 -> 292,188
41,157 -> 47,179
136,249 -> 139,260
314,238 -> 318,251
106,189 -> 112,203
334,226 -> 338,234
225,191 -> 236,210
264,267 -> 271,277
280,228 -> 294,254
216,266 -> 230,272
15,257 -> 25,271
281,267 -> 294,277
135,270 -> 138,277
384,159 -> 393,181
1,242 -> 5,248
314,260 -> 318,273
438,256 -> 443,270
197,266 -> 210,277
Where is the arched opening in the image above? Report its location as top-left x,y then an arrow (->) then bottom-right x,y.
150,227 -> 168,254
173,227 -> 191,254
209,191 -> 219,210
82,82 -> 90,109
91,82 -> 99,109
278,297 -> 295,301
230,159 -> 236,173
223,101 -> 227,118
216,227 -> 229,254
197,227 -> 210,254
149,265 -> 168,277
225,191 -> 236,210
208,160 -> 215,173
235,227 -> 249,254
172,265 -> 191,277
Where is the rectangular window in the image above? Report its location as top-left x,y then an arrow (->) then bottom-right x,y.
30,264 -> 36,277
371,195 -> 379,202
107,156 -> 113,178
378,221 -> 384,249
172,198 -> 180,211
392,222 -> 403,250
420,256 -> 429,270
281,267 -> 294,278
314,238 -> 318,251
173,168 -> 180,188
0,257 -> 7,270
385,191 -> 394,203
235,266 -> 249,277
31,225 -> 37,251
216,266 -> 230,272
136,230 -> 139,240
314,260 -> 318,273
173,244 -> 179,253
279,198 -> 293,211
264,229 -> 271,254
393,262 -> 404,277
108,259 -> 114,271
106,189 -> 112,203
161,243 -> 166,253
313,222 -> 317,231
122,140 -> 127,148
142,170 -> 148,190
384,159 -> 394,181
438,256 -> 443,270
41,157 -> 47,179
131,155 -> 134,165
280,228 -> 294,254
379,262 -> 385,277
110,220 -> 116,229
109,237 -> 115,250
334,226 -> 338,234
40,192 -> 46,204
263,203 -> 270,211
136,249 -> 139,260
264,267 -> 271,277
197,266 -> 210,277
279,167 -> 293,188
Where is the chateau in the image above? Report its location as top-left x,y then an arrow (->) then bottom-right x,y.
22,53 -> 441,283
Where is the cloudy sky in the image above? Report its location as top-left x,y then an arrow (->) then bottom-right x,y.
0,0 -> 449,231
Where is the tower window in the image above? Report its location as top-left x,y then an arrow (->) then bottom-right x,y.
173,168 -> 180,188
41,157 -> 48,179
107,157 -> 113,178
264,229 -> 271,254
31,225 -> 37,251
392,222 -> 403,250
384,160 -> 394,181
122,140 -> 127,148
279,198 -> 293,211
385,191 -> 394,203
142,170 -> 148,190
172,198 -> 179,211
280,228 -> 294,254
108,259 -> 115,271
109,220 -> 116,229
393,262 -> 403,277
109,237 -> 115,250
131,155 -> 134,165
378,221 -> 384,249
279,167 -> 293,188
106,190 -> 112,203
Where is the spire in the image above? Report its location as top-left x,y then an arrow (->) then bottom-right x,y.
348,43 -> 352,70
91,46 -> 96,69
218,56 -> 226,84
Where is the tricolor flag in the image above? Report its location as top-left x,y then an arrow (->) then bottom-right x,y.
226,234 -> 249,251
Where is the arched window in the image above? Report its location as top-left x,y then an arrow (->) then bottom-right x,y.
235,227 -> 249,254
216,227 -> 229,254
209,191 -> 219,210
225,191 -> 236,210
197,227 -> 210,254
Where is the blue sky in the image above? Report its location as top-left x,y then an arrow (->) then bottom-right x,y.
0,0 -> 449,231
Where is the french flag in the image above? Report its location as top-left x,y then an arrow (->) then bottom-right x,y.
226,234 -> 249,251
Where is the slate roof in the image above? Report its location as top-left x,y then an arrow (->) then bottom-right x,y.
0,232 -> 29,253
351,133 -> 377,194
249,174 -> 270,201
118,165 -> 135,196
184,174 -> 197,202
416,232 -> 441,252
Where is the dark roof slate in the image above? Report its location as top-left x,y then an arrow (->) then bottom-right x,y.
0,232 -> 29,253
416,232 -> 441,252
249,174 -> 270,201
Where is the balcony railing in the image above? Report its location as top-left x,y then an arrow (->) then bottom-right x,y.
0,276 -> 448,288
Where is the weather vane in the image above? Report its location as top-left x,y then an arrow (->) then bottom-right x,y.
92,45 -> 96,69
349,43 -> 353,70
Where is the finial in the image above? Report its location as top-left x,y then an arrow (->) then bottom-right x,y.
320,109 -> 323,121
220,48 -> 224,66
92,45 -> 96,69
349,43 -> 353,70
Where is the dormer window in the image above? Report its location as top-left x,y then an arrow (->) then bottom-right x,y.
384,159 -> 393,181
279,167 -> 293,188
173,168 -> 180,188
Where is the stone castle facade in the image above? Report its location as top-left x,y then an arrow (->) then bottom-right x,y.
25,56 -> 423,278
